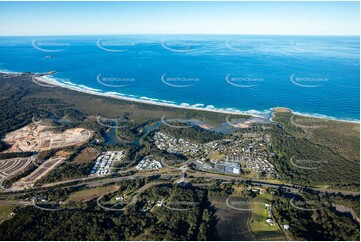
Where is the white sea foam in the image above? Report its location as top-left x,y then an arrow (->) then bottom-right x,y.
180,103 -> 190,107
159,99 -> 175,104
105,91 -> 125,96
140,96 -> 160,102
192,103 -> 204,108
0,69 -> 22,74
292,111 -> 359,123
3,70 -> 358,123
77,84 -> 102,92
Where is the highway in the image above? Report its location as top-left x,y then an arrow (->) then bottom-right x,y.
0,166 -> 358,201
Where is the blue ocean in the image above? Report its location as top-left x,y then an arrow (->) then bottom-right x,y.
0,35 -> 359,121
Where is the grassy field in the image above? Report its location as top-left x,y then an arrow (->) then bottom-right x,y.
65,185 -> 119,203
248,193 -> 286,241
0,204 -> 16,223
206,150 -> 225,162
210,196 -> 254,241
72,147 -> 99,164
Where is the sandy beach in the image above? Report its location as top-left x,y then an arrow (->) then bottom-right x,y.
1,71 -> 358,124
32,73 -> 265,118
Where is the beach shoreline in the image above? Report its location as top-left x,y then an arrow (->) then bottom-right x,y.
32,72 -> 265,118
1,70 -> 359,124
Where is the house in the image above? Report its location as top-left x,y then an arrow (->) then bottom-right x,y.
266,218 -> 273,224
283,224 -> 290,230
266,218 -> 274,226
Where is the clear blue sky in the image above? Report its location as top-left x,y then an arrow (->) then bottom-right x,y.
0,1 -> 359,36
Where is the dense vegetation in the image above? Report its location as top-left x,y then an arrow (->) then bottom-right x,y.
137,185 -> 215,240
35,145 -> 98,184
0,182 -> 216,241
0,72 -> 247,147
158,122 -> 225,143
268,125 -> 359,186
1,178 -> 359,241
0,73 -> 360,241
273,191 -> 360,241
37,162 -> 93,184
273,112 -> 360,163
1,73 -> 358,188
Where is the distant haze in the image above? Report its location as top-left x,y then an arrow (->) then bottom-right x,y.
0,1 -> 359,36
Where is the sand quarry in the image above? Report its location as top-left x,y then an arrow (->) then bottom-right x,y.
3,123 -> 92,153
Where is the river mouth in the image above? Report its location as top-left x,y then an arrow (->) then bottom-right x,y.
102,115 -> 273,146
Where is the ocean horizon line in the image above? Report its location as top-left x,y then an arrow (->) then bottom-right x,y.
0,34 -> 360,38
0,34 -> 358,124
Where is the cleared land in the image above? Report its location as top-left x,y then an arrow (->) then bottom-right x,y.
65,185 -> 119,203
0,157 -> 34,191
248,194 -> 286,241
0,72 -> 249,143
3,124 -> 92,153
72,147 -> 99,164
0,204 -> 16,223
14,157 -> 64,189
210,196 -> 254,241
